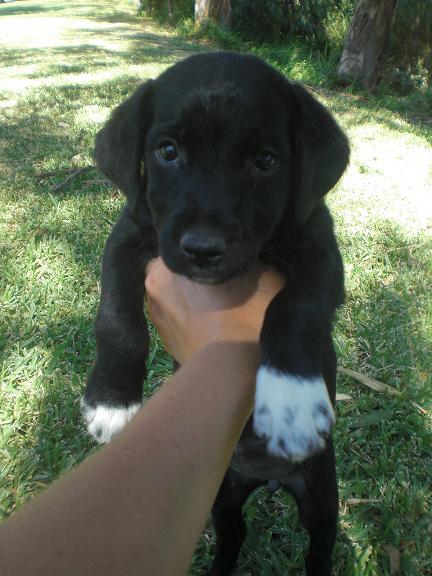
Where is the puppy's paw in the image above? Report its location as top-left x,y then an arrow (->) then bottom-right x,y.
80,398 -> 141,444
253,366 -> 335,462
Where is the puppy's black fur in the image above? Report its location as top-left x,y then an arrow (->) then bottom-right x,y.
82,52 -> 349,575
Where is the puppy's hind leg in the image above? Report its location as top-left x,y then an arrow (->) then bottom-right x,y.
283,440 -> 338,576
207,469 -> 263,576
81,208 -> 157,444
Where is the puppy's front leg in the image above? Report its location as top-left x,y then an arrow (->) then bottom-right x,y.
81,208 -> 157,443
254,230 -> 343,461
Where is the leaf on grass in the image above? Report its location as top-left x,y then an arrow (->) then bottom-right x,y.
348,408 -> 394,429
383,544 -> 400,575
337,366 -> 400,396
336,393 -> 352,401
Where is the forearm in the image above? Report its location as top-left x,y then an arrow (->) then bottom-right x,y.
0,342 -> 259,576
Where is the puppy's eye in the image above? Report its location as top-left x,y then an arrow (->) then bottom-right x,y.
254,149 -> 279,172
157,141 -> 178,164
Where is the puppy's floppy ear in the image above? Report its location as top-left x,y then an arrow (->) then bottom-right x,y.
93,80 -> 155,212
289,82 -> 350,225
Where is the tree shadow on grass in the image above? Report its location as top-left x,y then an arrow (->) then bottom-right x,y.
0,0 -> 201,96
0,0 -> 139,20
1,38 -> 198,70
0,80 -> 169,515
0,40 -> 200,96
0,1 -> 66,16
323,90 -> 432,146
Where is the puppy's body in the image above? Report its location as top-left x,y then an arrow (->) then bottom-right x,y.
82,52 -> 349,575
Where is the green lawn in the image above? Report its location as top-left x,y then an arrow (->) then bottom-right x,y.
0,1 -> 431,574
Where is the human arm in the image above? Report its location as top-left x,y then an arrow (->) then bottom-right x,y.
0,261 -> 284,576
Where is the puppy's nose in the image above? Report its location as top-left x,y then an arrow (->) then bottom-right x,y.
179,230 -> 226,266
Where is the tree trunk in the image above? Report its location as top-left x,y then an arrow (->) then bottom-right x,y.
195,0 -> 231,27
167,0 -> 174,25
337,0 -> 398,90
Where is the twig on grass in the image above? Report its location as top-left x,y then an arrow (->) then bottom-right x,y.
100,214 -> 115,226
35,165 -> 95,178
82,179 -> 112,187
336,393 -> 352,401
383,544 -> 400,575
337,366 -> 429,417
305,84 -> 368,102
349,442 -> 374,464
35,165 -> 97,191
338,366 -> 400,395
36,168 -> 75,178
345,498 -> 381,506
51,166 -> 96,191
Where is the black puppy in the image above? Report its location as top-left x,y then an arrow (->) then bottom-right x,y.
81,51 -> 349,575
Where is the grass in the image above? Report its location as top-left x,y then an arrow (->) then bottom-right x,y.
0,0 -> 431,574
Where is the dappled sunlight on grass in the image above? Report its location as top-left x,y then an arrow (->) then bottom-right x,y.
329,121 -> 432,234
74,103 -> 110,127
319,91 -> 432,237
2,63 -> 169,93
0,0 -> 198,96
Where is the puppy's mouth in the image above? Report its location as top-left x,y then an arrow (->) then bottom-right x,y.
159,229 -> 259,284
168,253 -> 258,285
184,259 -> 256,284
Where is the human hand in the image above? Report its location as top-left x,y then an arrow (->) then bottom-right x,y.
145,258 -> 285,364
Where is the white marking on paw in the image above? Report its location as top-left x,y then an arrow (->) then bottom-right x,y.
253,367 -> 335,462
80,398 -> 141,444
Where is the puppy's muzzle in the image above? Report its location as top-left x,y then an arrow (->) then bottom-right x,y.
179,229 -> 226,268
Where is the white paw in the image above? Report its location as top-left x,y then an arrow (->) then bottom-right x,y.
80,398 -> 141,444
253,366 -> 335,462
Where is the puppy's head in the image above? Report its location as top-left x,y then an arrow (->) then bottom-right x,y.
95,52 -> 349,282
